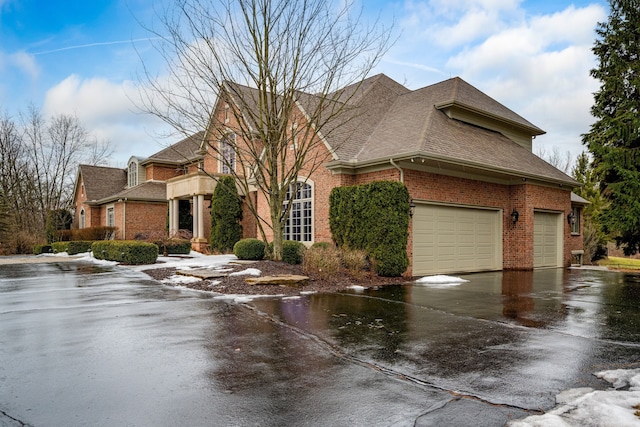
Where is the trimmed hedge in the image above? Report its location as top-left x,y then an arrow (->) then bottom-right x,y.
51,241 -> 70,254
267,240 -> 307,264
92,240 -> 158,265
234,238 -> 265,260
50,241 -> 94,255
155,239 -> 192,255
282,240 -> 306,265
67,241 -> 93,255
329,181 -> 410,277
33,244 -> 52,255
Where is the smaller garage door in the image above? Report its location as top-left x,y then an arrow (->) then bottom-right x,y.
413,204 -> 502,275
533,211 -> 561,268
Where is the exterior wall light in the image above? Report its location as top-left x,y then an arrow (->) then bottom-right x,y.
511,209 -> 519,224
567,210 -> 576,225
409,200 -> 416,217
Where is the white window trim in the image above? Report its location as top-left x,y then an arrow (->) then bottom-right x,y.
220,132 -> 236,174
570,207 -> 581,235
106,205 -> 115,228
283,178 -> 314,244
79,208 -> 85,229
128,160 -> 138,188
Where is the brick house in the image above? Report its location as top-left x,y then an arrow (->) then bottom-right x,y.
72,133 -> 205,240
75,74 -> 586,276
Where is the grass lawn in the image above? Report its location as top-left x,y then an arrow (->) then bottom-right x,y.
598,256 -> 640,270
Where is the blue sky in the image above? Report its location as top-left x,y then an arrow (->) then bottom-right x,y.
0,0 -> 609,167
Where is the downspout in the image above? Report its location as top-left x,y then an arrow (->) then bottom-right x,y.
389,158 -> 404,183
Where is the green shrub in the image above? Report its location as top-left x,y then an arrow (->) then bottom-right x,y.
67,241 -> 93,255
156,239 -> 192,255
210,175 -> 243,253
329,181 -> 410,277
371,244 -> 409,277
303,245 -> 341,280
91,240 -> 158,264
233,238 -> 265,260
282,240 -> 306,265
33,244 -> 52,255
51,241 -> 70,253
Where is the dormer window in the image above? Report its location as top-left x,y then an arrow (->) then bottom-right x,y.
128,160 -> 138,187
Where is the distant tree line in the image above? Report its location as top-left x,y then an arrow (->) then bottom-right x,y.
0,107 -> 112,254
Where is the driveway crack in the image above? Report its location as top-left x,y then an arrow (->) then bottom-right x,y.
0,409 -> 33,427
240,302 -> 543,417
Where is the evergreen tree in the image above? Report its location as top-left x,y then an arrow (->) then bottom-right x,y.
572,152 -> 608,261
210,176 -> 242,253
582,0 -> 640,255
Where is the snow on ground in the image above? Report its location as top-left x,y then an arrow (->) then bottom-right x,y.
229,268 -> 261,276
414,275 -> 469,287
509,369 -> 640,426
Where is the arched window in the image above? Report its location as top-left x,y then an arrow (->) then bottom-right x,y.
79,209 -> 85,229
283,181 -> 313,243
128,161 -> 138,187
220,133 -> 236,174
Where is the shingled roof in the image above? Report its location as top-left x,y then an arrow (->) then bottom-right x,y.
142,131 -> 205,165
218,74 -> 576,186
91,181 -> 167,205
78,165 -> 127,202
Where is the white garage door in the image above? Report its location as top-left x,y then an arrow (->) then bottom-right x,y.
413,204 -> 502,276
534,211 -> 561,268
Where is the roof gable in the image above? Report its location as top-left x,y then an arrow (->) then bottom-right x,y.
433,77 -> 544,135
78,165 -> 127,202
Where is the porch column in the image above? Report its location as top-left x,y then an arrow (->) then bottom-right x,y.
192,195 -> 199,239
169,198 -> 179,236
197,194 -> 205,240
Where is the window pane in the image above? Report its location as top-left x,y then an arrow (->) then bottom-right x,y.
282,182 -> 312,242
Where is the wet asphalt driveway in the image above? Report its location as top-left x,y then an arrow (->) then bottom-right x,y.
1,261 -> 640,426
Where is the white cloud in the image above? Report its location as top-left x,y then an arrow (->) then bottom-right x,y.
423,3 -> 605,166
43,75 -> 172,164
10,51 -> 39,79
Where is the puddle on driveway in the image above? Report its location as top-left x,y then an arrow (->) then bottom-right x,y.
3,263 -> 640,426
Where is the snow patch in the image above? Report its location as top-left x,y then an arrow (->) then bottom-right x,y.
348,285 -> 366,292
509,368 -> 640,426
213,294 -> 282,303
596,368 -> 640,390
161,274 -> 201,285
229,268 -> 261,276
415,275 -> 469,287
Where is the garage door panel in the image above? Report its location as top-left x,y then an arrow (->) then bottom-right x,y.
534,212 -> 561,268
413,204 -> 502,275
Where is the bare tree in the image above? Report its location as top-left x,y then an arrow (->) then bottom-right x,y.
0,108 -> 111,252
535,146 -> 573,173
83,137 -> 115,166
139,0 -> 393,260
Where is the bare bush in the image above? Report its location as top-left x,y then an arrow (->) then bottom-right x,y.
303,245 -> 342,280
341,248 -> 369,277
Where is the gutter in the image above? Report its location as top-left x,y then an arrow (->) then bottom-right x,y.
389,158 -> 404,183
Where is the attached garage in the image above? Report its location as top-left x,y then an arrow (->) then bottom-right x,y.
413,203 -> 502,276
533,211 -> 562,268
